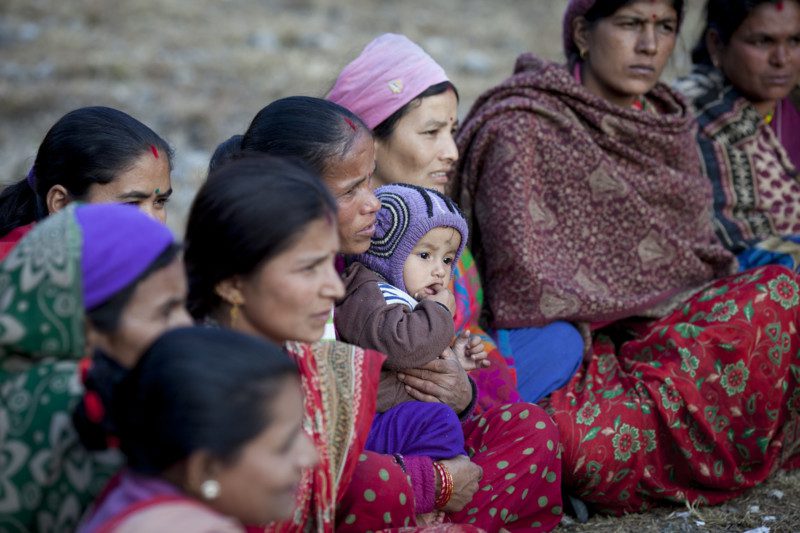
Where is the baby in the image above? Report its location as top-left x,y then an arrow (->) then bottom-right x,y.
336,184 -> 489,393
336,185 -> 489,465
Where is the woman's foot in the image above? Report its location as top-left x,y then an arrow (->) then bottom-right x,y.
564,494 -> 590,523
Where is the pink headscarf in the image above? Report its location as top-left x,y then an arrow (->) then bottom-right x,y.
327,33 -> 449,130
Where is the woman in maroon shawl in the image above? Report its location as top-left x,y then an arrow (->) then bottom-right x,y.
455,0 -> 800,515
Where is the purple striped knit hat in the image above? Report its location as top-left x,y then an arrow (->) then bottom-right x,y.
353,184 -> 467,293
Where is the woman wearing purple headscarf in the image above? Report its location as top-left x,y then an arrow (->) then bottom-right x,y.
454,0 -> 800,516
0,203 -> 191,532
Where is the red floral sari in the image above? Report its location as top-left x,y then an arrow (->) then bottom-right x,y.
264,341 -> 490,532
543,266 -> 800,513
261,341 -> 386,532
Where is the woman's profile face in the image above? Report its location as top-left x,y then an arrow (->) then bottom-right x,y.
712,1 -> 800,109
90,257 -> 192,368
211,377 -> 318,525
83,149 -> 173,223
574,0 -> 678,107
321,130 -> 381,255
234,217 -> 344,344
375,89 -> 459,194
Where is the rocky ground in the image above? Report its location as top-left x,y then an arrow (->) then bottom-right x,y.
2,1 -> 799,531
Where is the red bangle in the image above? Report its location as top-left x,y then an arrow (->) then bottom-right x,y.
433,461 -> 453,509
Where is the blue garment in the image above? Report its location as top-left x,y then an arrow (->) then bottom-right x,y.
365,401 -> 465,460
736,235 -> 800,272
497,322 -> 584,403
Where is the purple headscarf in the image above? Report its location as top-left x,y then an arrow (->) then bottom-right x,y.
76,204 -> 174,310
327,33 -> 449,130
562,0 -> 598,60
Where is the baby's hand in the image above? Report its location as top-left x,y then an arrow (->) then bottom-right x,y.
465,331 -> 490,369
451,330 -> 490,371
419,286 -> 456,316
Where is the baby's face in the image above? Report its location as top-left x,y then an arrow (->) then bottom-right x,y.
402,227 -> 461,298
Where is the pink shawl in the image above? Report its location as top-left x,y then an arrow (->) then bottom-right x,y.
453,54 -> 736,328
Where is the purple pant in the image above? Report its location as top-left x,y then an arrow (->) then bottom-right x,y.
365,401 -> 466,460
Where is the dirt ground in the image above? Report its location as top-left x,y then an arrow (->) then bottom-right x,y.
2,1 -> 799,531
559,469 -> 800,532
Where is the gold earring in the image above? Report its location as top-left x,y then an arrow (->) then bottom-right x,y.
230,301 -> 240,326
579,48 -> 588,60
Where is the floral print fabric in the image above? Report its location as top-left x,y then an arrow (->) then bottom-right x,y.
544,266 -> 800,514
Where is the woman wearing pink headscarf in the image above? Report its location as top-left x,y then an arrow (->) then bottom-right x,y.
328,35 -> 564,532
328,34 -> 532,412
453,0 -> 800,517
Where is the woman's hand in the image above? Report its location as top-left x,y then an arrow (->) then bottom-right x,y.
397,347 -> 473,412
438,455 -> 482,513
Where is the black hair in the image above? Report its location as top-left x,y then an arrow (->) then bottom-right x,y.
373,81 -> 460,141
113,327 -> 298,474
692,0 -> 783,65
184,155 -> 337,319
240,96 -> 369,178
0,106 -> 172,238
86,242 -> 182,332
208,134 -> 244,174
567,0 -> 686,65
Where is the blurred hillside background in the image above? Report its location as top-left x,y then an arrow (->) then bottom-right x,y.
0,0 -> 704,234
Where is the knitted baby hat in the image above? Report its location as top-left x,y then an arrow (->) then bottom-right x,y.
354,184 -> 468,293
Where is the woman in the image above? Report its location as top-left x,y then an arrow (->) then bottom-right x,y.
675,0 -> 800,270
455,0 -> 800,515
78,327 -> 319,532
327,33 -> 529,410
184,155 -> 427,531
0,203 -> 191,532
0,106 -> 174,258
235,99 -> 563,531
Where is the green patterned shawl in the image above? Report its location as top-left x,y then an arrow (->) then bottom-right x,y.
0,205 -> 121,533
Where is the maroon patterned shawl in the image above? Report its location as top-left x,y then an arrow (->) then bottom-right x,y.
453,54 -> 736,328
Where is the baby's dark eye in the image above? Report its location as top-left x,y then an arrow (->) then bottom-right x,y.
419,252 -> 430,260
443,257 -> 453,265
